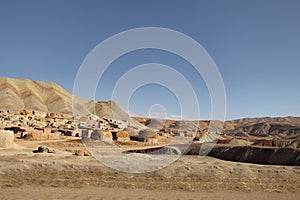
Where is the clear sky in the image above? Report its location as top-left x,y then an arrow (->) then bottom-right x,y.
0,0 -> 299,120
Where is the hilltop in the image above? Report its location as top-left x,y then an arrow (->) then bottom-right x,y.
0,77 -> 135,122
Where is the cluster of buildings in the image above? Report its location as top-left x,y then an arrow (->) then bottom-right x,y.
0,109 -> 154,144
0,110 -> 76,140
76,115 -> 137,142
0,109 -> 205,146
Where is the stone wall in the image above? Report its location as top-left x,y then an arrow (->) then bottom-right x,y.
0,130 -> 14,148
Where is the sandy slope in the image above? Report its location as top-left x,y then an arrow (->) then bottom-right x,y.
0,77 -> 144,128
0,78 -> 72,113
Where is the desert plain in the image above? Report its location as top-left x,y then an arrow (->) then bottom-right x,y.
1,138 -> 300,199
0,78 -> 299,199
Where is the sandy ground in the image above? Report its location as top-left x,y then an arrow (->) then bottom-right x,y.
2,187 -> 300,200
0,139 -> 300,199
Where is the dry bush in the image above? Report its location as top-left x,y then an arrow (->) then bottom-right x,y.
117,130 -> 129,138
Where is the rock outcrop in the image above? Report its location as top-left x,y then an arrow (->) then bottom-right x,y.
186,143 -> 300,166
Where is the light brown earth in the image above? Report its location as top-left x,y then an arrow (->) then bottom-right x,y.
0,138 -> 300,199
0,77 -> 144,128
1,78 -> 300,199
2,187 -> 300,200
0,78 -> 133,117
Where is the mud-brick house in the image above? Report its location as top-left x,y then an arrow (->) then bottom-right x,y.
30,127 -> 60,140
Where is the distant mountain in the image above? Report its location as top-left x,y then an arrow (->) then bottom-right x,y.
225,117 -> 300,138
0,78 -> 73,113
231,116 -> 300,125
0,78 -> 132,122
135,116 -> 300,139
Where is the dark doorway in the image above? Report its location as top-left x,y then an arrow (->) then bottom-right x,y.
111,131 -> 117,141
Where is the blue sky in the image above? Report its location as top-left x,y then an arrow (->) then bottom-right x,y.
0,0 -> 299,120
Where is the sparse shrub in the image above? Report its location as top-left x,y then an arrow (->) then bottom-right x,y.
117,130 -> 129,138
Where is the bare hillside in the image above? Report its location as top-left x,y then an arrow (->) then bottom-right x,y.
0,78 -> 72,113
0,78 -> 135,123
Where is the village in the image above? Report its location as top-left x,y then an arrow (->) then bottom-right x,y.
0,109 -> 169,148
